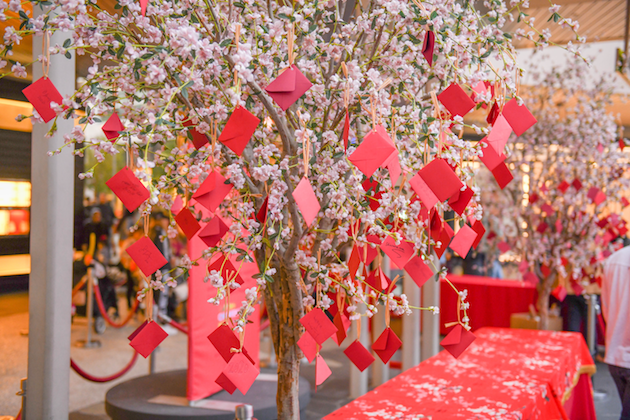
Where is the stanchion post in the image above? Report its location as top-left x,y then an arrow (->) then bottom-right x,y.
149,302 -> 158,375
76,269 -> 101,348
587,294 -> 596,355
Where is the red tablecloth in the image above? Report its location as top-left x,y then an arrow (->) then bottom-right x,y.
440,275 -> 537,335
325,327 -> 596,420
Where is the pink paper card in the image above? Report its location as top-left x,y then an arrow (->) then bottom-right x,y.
174,207 -> 201,240
299,308 -> 337,345
384,151 -> 402,185
449,224 -> 477,257
422,30 -> 435,66
332,311 -> 351,346
207,324 -> 254,363
485,114 -> 512,154
479,140 -> 506,171
551,285 -> 567,302
491,162 -> 513,190
372,327 -> 402,364
440,324 -> 476,359
292,177 -> 321,227
171,195 -> 184,215
102,112 -> 125,141
192,170 -> 233,213
106,167 -> 150,212
222,353 -> 259,395
343,340 -> 375,372
265,65 -> 313,111
419,158 -> 463,202
380,236 -> 414,269
139,0 -> 148,15
315,355 -> 332,387
502,98 -> 537,136
471,220 -> 486,249
198,216 -> 230,248
437,83 -> 475,117
22,77 -> 64,123
409,173 -> 439,210
298,331 -> 318,363
218,106 -> 261,156
207,255 -> 245,287
348,125 -> 397,178
128,320 -> 168,358
183,120 -> 209,150
449,186 -> 473,216
404,255 -> 434,288
125,236 -> 168,277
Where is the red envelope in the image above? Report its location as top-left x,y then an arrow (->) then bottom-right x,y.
449,186 -> 473,216
265,65 -> 313,111
363,178 -> 383,211
540,203 -> 554,214
125,236 -> 168,277
558,181 -> 570,194
343,340 -> 375,372
365,267 -> 391,292
502,98 -> 537,136
343,111 -> 350,150
491,162 -> 513,189
419,158 -> 463,202
215,373 -> 238,395
434,225 -> 454,259
106,167 -> 150,212
332,311 -> 351,346
207,324 -> 254,363
404,255 -> 434,288
183,120 -> 209,150
174,207 -> 200,240
350,242 -> 378,269
449,224 -> 477,257
409,173 -> 439,210
372,327 -> 402,364
218,106 -> 261,156
380,236 -> 414,269
198,216 -> 229,248
221,352 -> 259,394
437,84 -> 475,117
572,178 -> 583,191
255,197 -> 269,225
102,112 -> 125,141
171,195 -> 184,215
299,308 -> 337,345
315,355 -> 332,387
207,255 -> 245,287
292,177 -> 320,227
139,0 -> 148,15
128,320 -> 168,358
440,324 -> 476,359
485,114 -> 512,154
487,101 -> 500,125
384,151 -> 402,185
422,30 -> 435,66
297,331 -> 318,363
22,77 -> 63,123
497,241 -> 511,254
192,170 -> 233,213
471,220 -> 486,249
551,285 -> 567,302
348,125 -> 397,178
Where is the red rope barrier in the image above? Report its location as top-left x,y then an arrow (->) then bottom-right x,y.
157,313 -> 188,334
92,279 -> 140,328
70,351 -> 139,383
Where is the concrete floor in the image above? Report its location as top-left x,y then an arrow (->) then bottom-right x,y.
0,291 -> 624,419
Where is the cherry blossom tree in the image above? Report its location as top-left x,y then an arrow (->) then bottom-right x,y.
1,0 -> 578,417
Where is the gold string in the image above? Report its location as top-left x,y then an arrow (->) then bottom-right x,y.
287,23 -> 295,66
42,31 -> 50,79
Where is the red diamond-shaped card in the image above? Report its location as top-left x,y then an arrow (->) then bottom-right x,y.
422,30 -> 435,66
479,140 -> 506,171
183,120 -> 209,150
366,267 -> 391,292
218,106 -> 260,156
434,224 -> 454,259
22,77 -> 64,123
265,64 -> 313,111
380,235 -> 414,269
419,158 -> 463,202
409,173 -> 439,210
102,112 -> 125,141
441,324 -> 476,359
207,324 -> 254,364
215,373 -> 238,394
192,170 -> 233,213
437,83 -> 475,117
293,177 -> 320,227
558,181 -> 570,194
552,285 -> 567,302
221,352 -> 259,395
485,114 -> 512,154
471,219 -> 486,249
372,327 -> 402,363
128,320 -> 168,358
404,255 -> 434,288
125,236 -> 168,277
343,340 -> 375,372
332,311 -> 351,346
255,197 -> 268,225
348,125 -> 397,178
297,331 -> 318,363
487,101 -> 500,125
449,224 -> 477,258
363,178 -> 384,211
198,216 -> 230,248
449,186 -> 473,216
502,98 -> 537,136
572,178 -> 583,191
384,150 -> 401,185
174,207 -> 200,240
491,162 -> 513,189
207,256 -> 245,287
315,355 -> 332,388
299,308 -> 337,345
106,167 -> 150,212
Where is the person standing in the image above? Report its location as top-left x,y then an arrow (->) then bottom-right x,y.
602,245 -> 630,419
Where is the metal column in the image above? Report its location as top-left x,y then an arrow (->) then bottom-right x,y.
26,16 -> 76,420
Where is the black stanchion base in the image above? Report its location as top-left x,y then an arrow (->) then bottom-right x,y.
105,369 -> 311,420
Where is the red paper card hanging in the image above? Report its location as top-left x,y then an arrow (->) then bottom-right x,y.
106,166 -> 150,212
409,173 -> 439,211
125,236 -> 168,277
183,120 -> 209,150
380,236 -> 414,269
485,114 -> 512,154
372,327 -> 402,364
255,197 -> 269,225
479,140 -> 506,171
434,225 -> 454,259
363,178 -> 384,211
207,324 -> 254,364
292,177 -> 321,227
218,106 -> 261,156
491,162 -> 513,190
297,331 -> 318,363
315,354 -> 332,388
215,373 -> 238,395
343,110 -> 350,150
332,311 -> 351,346
502,98 -> 537,136
174,207 -> 201,240
221,353 -> 259,395
348,125 -> 397,178
440,324 -> 476,359
471,220 -> 486,249
404,255 -> 434,288
128,320 -> 168,358
102,112 -> 125,141
22,77 -> 64,123
299,308 -> 337,345
207,255 -> 245,287
198,216 -> 230,248
551,285 -> 567,302
449,186 -> 473,216
192,170 -> 233,213
265,65 -> 313,111
422,30 -> 435,66
449,224 -> 477,258
343,340 -> 375,372
437,83 -> 475,117
419,158 -> 463,202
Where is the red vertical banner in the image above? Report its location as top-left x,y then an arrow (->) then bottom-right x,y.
186,231 -> 260,401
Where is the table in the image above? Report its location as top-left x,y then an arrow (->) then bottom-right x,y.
440,275 -> 537,335
325,328 -> 596,420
